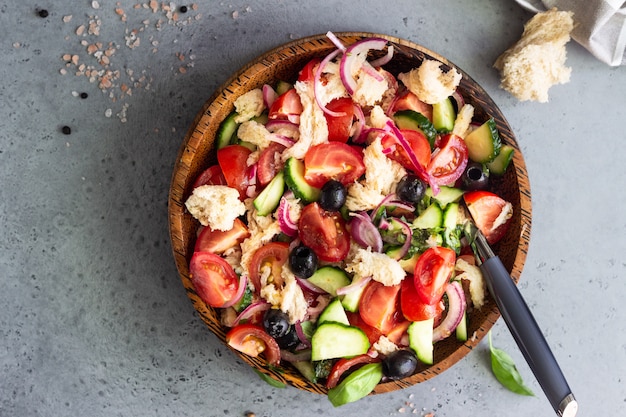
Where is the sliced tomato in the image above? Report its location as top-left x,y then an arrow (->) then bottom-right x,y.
390,90 -> 433,122
303,142 -> 365,188
381,129 -> 431,171
193,164 -> 227,188
248,242 -> 290,293
400,275 -> 444,322
385,320 -> 411,346
226,323 -> 281,366
464,190 -> 513,244
413,246 -> 456,305
346,311 -> 383,345
324,97 -> 355,143
257,142 -> 286,187
189,251 -> 240,308
268,88 -> 303,122
358,281 -> 402,335
427,133 -> 468,186
217,144 -> 252,199
326,354 -> 381,389
298,202 -> 350,262
194,218 -> 250,254
297,57 -> 321,83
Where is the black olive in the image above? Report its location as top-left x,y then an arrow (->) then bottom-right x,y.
318,180 -> 347,211
263,309 -> 291,339
289,245 -> 318,278
382,349 -> 419,380
396,174 -> 426,203
462,162 -> 489,190
275,326 -> 300,350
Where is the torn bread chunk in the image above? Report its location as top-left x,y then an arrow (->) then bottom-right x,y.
494,8 -> 574,103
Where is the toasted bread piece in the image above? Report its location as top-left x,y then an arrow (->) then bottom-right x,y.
494,8 -> 574,103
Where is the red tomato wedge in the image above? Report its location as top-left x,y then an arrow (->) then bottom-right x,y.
346,311 -> 383,345
257,142 -> 286,187
189,252 -> 241,308
192,164 -> 226,188
217,144 -> 252,199
226,323 -> 281,367
248,242 -> 290,292
324,97 -> 355,143
400,275 -> 444,322
303,142 -> 365,188
268,88 -> 303,121
298,202 -> 350,262
297,58 -> 321,83
413,246 -> 456,305
382,129 -> 431,171
358,280 -> 402,335
427,133 -> 468,186
390,90 -> 433,122
194,218 -> 250,254
326,354 -> 381,389
464,190 -> 513,244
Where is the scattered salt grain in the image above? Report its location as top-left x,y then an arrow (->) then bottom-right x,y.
63,15 -> 73,23
92,1 -> 100,9
105,108 -> 112,118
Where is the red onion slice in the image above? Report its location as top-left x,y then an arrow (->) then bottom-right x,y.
265,119 -> 299,134
336,276 -> 372,296
263,84 -> 278,109
269,134 -> 296,148
232,301 -> 271,327
350,211 -> 383,252
370,44 -> 394,67
294,321 -> 312,348
389,219 -> 413,260
314,48 -> 346,117
432,281 -> 467,342
451,89 -> 465,112
370,193 -> 415,221
221,274 -> 248,308
326,31 -> 347,52
296,277 -> 326,294
276,194 -> 299,237
339,37 -> 389,95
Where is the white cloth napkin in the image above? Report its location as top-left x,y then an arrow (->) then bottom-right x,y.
515,0 -> 626,66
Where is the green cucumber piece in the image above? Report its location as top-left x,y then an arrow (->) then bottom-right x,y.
311,322 -> 370,361
216,111 -> 240,149
413,203 -> 443,229
290,358 -> 317,383
425,185 -> 464,208
455,311 -> 468,342
318,298 -> 350,326
284,157 -> 320,203
432,97 -> 456,132
464,118 -> 501,163
408,318 -> 434,365
253,171 -> 285,216
486,144 -> 514,176
340,276 -> 369,313
308,266 -> 351,297
442,202 -> 461,253
275,80 -> 292,95
392,109 -> 438,148
386,246 -> 420,273
327,362 -> 383,407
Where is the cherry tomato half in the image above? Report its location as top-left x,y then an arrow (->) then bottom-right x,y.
189,251 -> 240,308
427,133 -> 468,187
381,129 -> 431,171
413,246 -> 456,305
463,190 -> 513,244
257,142 -> 286,187
297,58 -> 321,83
326,354 -> 381,389
268,88 -> 303,121
226,323 -> 281,367
358,280 -> 402,335
324,97 -> 355,143
194,218 -> 250,254
217,144 -> 252,199
298,202 -> 350,263
192,164 -> 227,188
400,275 -> 444,322
303,142 -> 365,188
390,90 -> 433,122
248,242 -> 290,292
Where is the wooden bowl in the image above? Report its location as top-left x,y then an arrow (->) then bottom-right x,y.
168,32 -> 531,395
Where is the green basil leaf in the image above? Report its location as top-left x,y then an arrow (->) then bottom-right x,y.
253,369 -> 286,388
327,362 -> 383,407
488,332 -> 535,396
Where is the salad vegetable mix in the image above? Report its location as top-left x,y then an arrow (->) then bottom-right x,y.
184,33 -> 515,406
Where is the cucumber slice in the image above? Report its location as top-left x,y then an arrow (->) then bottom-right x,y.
464,118 -> 501,163
284,157 -> 320,203
455,311 -> 468,342
340,276 -> 369,313
290,359 -> 317,383
308,266 -> 351,297
311,322 -> 370,361
425,185 -> 464,208
253,171 -> 285,216
216,111 -> 240,149
318,298 -> 350,326
442,202 -> 459,229
408,318 -> 434,365
442,203 -> 461,253
413,203 -> 443,229
275,80 -> 293,95
432,97 -> 456,132
392,110 -> 438,148
486,144 -> 514,176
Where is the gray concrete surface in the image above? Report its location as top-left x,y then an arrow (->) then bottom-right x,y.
1,1 -> 624,416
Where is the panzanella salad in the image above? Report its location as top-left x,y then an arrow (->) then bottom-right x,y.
184,32 -> 515,406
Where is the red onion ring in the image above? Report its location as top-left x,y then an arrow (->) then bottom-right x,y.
296,277 -> 326,294
370,45 -> 394,67
349,211 -> 383,252
276,194 -> 299,237
265,119 -> 299,134
314,48 -> 346,117
263,84 -> 278,109
336,276 -> 372,296
370,193 -> 415,221
326,31 -> 346,52
221,274 -> 248,308
269,134 -> 296,148
339,37 -> 389,95
294,321 -> 312,348
432,281 -> 467,342
232,301 -> 271,327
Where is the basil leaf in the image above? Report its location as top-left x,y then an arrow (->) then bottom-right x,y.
253,369 -> 286,388
327,362 -> 383,407
488,332 -> 534,396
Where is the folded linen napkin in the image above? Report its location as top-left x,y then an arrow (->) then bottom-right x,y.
515,0 -> 626,66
